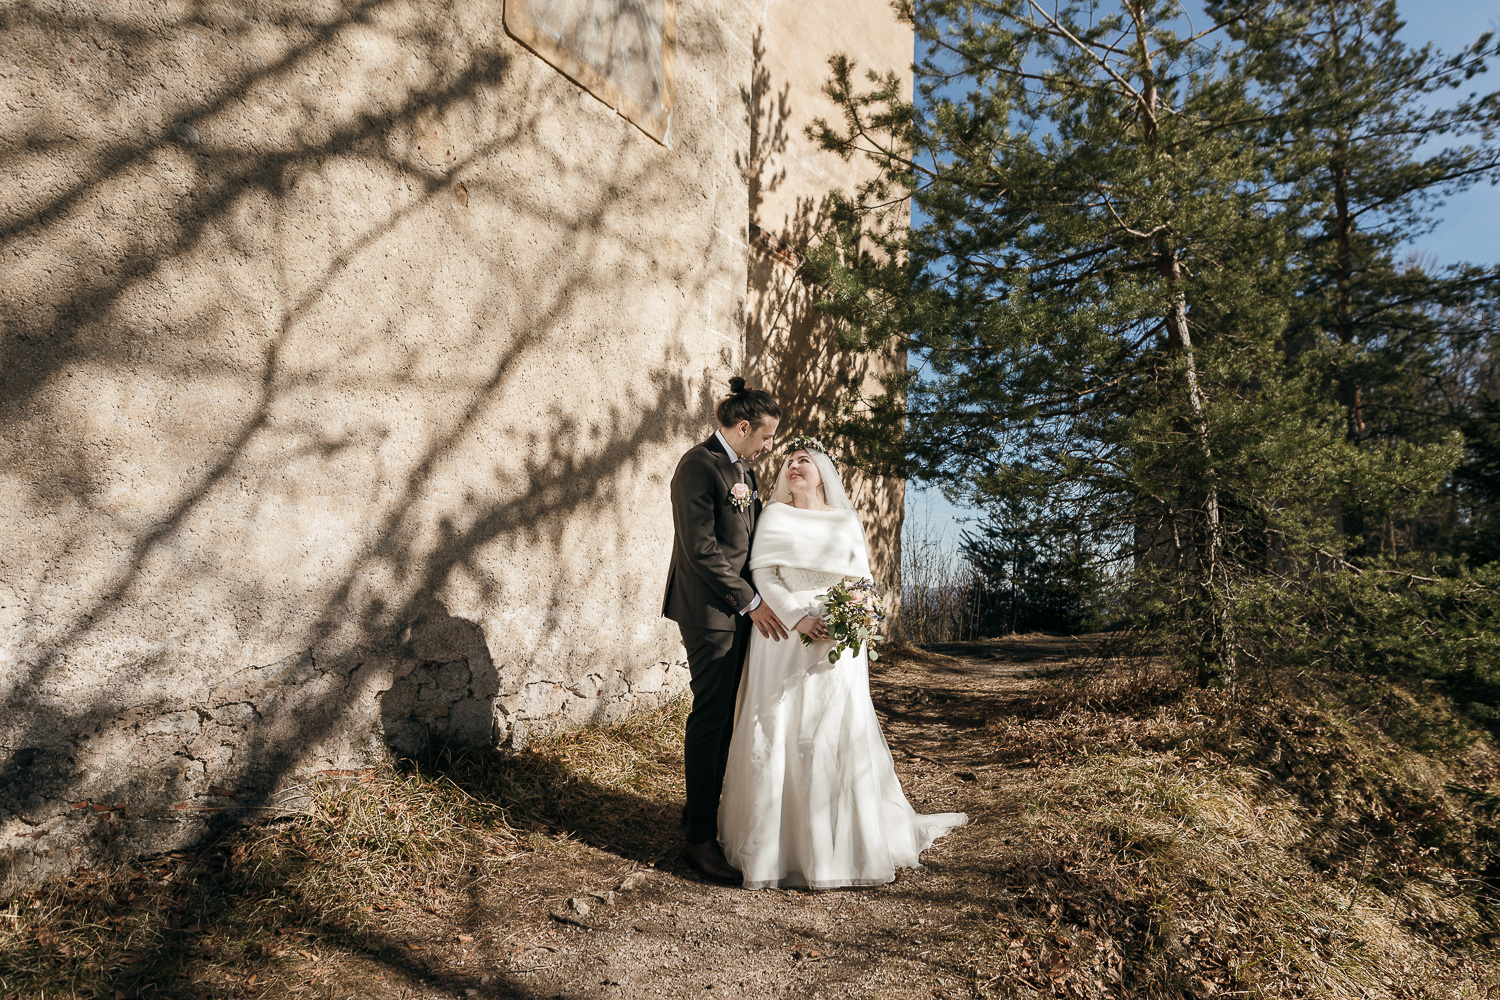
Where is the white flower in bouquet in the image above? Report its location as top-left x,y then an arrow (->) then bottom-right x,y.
800,578 -> 887,663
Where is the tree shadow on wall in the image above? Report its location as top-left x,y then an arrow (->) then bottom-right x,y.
738,28 -> 789,227
734,29 -> 907,602
1,0 -> 734,891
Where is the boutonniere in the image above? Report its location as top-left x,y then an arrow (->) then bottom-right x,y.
729,482 -> 757,510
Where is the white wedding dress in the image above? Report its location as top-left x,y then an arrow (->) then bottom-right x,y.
718,503 -> 968,890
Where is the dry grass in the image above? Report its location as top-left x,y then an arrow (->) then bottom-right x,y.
958,657 -> 1500,998
0,766 -> 523,999
0,697 -> 691,1000
431,695 -> 691,862
498,696 -> 690,809
5,656 -> 1499,1000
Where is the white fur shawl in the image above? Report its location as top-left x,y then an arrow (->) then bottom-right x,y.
748,502 -> 872,580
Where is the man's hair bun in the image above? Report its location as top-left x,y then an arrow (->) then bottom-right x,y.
716,377 -> 781,428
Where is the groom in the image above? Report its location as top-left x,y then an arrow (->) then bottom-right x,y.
662,378 -> 788,884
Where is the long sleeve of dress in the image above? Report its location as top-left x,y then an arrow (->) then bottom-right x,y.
752,566 -> 808,631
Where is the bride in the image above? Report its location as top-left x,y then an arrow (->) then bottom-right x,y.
718,438 -> 967,889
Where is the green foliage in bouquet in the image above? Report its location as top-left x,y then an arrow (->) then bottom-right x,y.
801,578 -> 887,664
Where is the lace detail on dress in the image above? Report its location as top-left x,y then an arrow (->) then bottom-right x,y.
776,566 -> 845,597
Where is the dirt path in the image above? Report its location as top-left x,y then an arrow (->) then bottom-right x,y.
16,636 -> 1499,998
300,638 -> 1088,1000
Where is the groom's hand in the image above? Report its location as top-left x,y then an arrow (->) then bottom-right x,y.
748,602 -> 789,641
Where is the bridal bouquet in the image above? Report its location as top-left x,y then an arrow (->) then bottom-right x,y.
801,578 -> 887,663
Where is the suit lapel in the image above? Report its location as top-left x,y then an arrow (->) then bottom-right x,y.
706,435 -> 776,531
706,435 -> 758,525
705,436 -> 739,498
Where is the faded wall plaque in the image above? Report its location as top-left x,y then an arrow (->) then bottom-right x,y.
505,0 -> 676,144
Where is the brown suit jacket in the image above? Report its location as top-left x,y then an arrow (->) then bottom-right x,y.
662,435 -> 762,631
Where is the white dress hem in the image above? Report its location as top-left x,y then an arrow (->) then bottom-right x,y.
719,527 -> 968,892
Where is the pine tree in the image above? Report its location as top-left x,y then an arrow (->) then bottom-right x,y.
1459,389 -> 1500,564
961,498 -> 1108,635
806,0 -> 1463,681
1219,0 -> 1500,550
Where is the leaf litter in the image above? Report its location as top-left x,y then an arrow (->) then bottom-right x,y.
2,637 -> 1498,998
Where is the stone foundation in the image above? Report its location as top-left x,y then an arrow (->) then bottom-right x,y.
2,610 -> 690,888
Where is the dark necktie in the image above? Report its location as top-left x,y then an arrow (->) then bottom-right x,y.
733,458 -> 754,515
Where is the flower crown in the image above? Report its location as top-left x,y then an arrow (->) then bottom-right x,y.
784,434 -> 834,463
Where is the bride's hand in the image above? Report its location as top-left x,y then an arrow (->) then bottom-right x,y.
795,615 -> 829,641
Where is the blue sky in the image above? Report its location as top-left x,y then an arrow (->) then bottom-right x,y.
1402,1 -> 1500,267
906,0 -> 1500,554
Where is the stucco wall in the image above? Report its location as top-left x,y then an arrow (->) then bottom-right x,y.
744,0 -> 913,605
0,0 -> 912,890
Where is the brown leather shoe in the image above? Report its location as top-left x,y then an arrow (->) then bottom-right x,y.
683,839 -> 742,886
